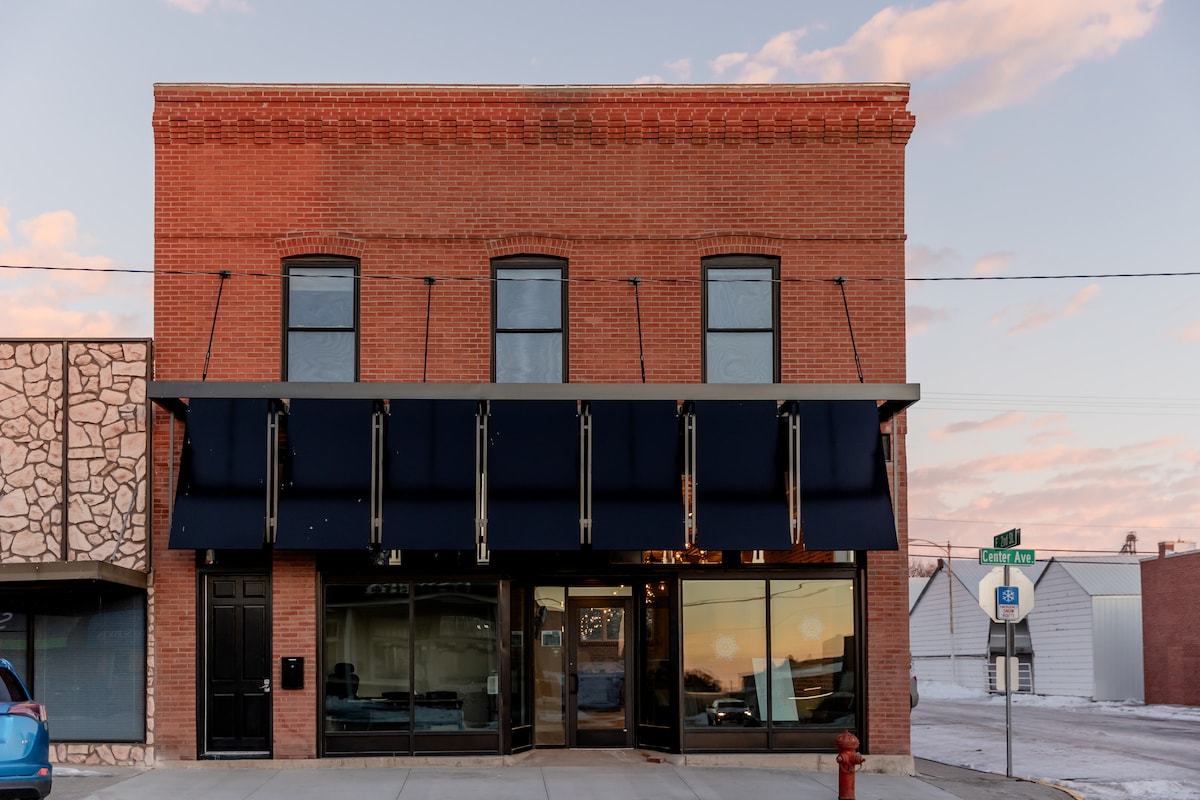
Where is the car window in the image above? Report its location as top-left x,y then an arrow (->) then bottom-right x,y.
0,666 -> 29,702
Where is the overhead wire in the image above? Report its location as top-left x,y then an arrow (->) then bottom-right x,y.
3,262 -> 1200,284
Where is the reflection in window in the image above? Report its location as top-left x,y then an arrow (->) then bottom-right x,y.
493,258 -> 566,383
681,581 -> 765,728
324,582 -> 500,733
703,257 -> 778,384
770,580 -> 855,727
324,583 -> 411,733
681,579 -> 857,730
414,582 -> 499,730
286,259 -> 358,382
639,582 -> 673,728
533,587 -> 566,746
31,590 -> 145,741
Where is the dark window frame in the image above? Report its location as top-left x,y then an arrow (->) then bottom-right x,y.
490,256 -> 569,383
282,255 -> 361,382
701,255 -> 780,384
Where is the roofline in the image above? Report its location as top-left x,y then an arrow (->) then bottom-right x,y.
153,82 -> 911,92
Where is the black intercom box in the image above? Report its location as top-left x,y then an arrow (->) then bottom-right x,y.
281,657 -> 304,690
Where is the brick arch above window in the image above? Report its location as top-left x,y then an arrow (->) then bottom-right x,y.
275,233 -> 366,260
694,235 -> 785,259
486,235 -> 573,260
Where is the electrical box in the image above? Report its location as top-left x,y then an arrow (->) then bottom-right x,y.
281,657 -> 304,690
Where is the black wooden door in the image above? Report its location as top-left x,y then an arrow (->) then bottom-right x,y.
204,574 -> 271,756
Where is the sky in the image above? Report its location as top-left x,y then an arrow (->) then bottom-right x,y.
1,0 -> 1197,560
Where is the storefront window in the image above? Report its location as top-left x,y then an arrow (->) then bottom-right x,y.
682,578 -> 856,731
533,587 -> 566,745
639,581 -> 672,728
769,579 -> 855,727
325,581 -> 500,733
681,580 -> 766,728
510,587 -> 529,729
414,582 -> 499,730
324,582 -> 411,732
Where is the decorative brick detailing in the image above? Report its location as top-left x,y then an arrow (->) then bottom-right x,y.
0,341 -> 150,568
154,84 -> 915,148
275,233 -> 367,260
486,235 -> 573,260
694,236 -> 786,258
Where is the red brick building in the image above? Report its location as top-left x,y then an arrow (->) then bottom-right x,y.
149,84 -> 918,765
1141,545 -> 1200,706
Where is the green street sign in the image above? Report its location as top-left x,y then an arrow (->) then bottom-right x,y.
994,528 -> 1021,549
979,548 -> 1035,566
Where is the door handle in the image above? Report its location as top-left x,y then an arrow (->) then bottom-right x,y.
569,673 -> 578,694
261,678 -> 272,693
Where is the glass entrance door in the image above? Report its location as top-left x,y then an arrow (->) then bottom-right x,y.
568,598 -> 632,747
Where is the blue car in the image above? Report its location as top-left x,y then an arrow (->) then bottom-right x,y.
0,659 -> 51,799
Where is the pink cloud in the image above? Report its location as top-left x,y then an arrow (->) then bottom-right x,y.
992,283 -> 1101,335
711,0 -> 1162,123
906,304 -> 951,337
906,243 -> 960,277
0,207 -> 151,338
909,434 -> 1199,553
165,0 -> 250,12
931,411 -> 1025,440
971,251 -> 1015,277
1173,319 -> 1200,343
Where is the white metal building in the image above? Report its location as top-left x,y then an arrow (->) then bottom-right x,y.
1028,556 -> 1143,702
909,559 -> 1047,691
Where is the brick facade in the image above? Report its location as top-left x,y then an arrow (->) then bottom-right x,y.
152,84 -> 915,759
1141,548 -> 1200,706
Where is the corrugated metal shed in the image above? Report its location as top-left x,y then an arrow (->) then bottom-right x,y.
938,559 -> 1049,602
909,577 -> 929,610
1047,556 -> 1141,596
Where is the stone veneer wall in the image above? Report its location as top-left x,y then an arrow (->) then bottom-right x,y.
0,340 -> 153,765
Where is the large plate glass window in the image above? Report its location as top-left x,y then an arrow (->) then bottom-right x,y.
703,256 -> 778,383
493,257 -> 566,383
682,578 -> 856,731
285,257 -> 358,382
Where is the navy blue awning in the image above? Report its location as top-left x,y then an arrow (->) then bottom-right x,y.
381,399 -> 478,550
589,400 -> 686,550
486,400 -> 580,550
797,400 -> 897,551
276,399 -> 375,550
169,398 -> 271,550
692,400 -> 793,551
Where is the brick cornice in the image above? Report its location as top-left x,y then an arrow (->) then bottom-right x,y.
153,84 -> 915,146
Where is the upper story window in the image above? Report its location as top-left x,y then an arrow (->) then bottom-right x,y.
284,257 -> 359,382
493,257 -> 567,383
703,255 -> 779,383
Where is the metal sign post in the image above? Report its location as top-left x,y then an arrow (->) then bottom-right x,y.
978,530 -> 1031,780
1004,563 -> 1013,778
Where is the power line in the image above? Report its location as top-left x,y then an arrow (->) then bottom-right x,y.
912,517 -> 1200,533
3,262 -> 1200,285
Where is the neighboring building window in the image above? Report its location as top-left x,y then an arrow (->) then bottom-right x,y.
703,256 -> 778,383
493,257 -> 566,383
285,257 -> 358,382
0,587 -> 147,742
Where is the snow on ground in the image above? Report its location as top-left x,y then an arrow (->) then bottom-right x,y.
913,681 -> 1200,800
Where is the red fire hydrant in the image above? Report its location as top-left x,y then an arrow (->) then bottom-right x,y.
835,730 -> 865,800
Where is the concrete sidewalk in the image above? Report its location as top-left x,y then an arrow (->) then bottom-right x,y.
52,751 -> 1080,800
